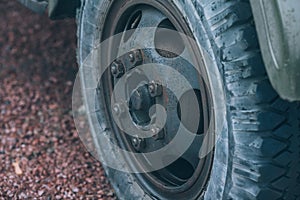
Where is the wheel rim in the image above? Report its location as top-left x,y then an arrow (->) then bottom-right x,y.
99,1 -> 215,199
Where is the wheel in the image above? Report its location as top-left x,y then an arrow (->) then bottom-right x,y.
76,0 -> 300,199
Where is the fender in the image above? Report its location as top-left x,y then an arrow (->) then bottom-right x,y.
18,0 -> 80,19
250,0 -> 300,101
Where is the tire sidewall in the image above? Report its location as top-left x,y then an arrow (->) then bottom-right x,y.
77,0 -> 232,199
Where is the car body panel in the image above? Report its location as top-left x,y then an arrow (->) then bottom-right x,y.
250,0 -> 300,101
48,0 -> 80,19
18,0 -> 48,14
17,0 -> 80,19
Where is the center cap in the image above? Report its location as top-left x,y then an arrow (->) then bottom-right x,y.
129,84 -> 155,126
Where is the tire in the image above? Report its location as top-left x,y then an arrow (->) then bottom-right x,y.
76,0 -> 300,199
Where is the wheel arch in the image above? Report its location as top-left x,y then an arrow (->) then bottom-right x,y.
18,0 -> 80,19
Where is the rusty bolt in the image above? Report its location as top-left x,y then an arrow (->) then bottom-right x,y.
128,49 -> 142,66
111,60 -> 125,78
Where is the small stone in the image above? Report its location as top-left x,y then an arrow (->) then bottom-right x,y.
72,187 -> 79,193
38,190 -> 44,196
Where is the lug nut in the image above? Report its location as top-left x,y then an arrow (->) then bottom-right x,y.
148,81 -> 163,97
111,60 -> 125,78
148,84 -> 155,94
131,137 -> 145,151
128,49 -> 142,65
128,52 -> 135,62
111,65 -> 118,75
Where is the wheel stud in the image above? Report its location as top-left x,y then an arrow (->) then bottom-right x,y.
131,137 -> 145,151
148,81 -> 163,97
111,60 -> 125,78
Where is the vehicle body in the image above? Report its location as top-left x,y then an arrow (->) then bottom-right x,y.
250,0 -> 300,101
18,0 -> 80,19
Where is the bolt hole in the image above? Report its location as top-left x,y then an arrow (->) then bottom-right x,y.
159,156 -> 195,185
123,10 -> 142,43
166,157 -> 194,180
155,19 -> 185,58
177,89 -> 204,134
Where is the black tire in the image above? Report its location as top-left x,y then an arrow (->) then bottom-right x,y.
77,0 -> 300,199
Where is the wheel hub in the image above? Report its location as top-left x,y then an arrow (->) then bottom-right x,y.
129,83 -> 155,126
100,1 -> 215,199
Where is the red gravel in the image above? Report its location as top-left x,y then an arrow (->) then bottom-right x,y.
0,1 -> 115,199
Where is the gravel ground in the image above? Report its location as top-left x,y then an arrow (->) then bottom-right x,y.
0,1 -> 116,199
